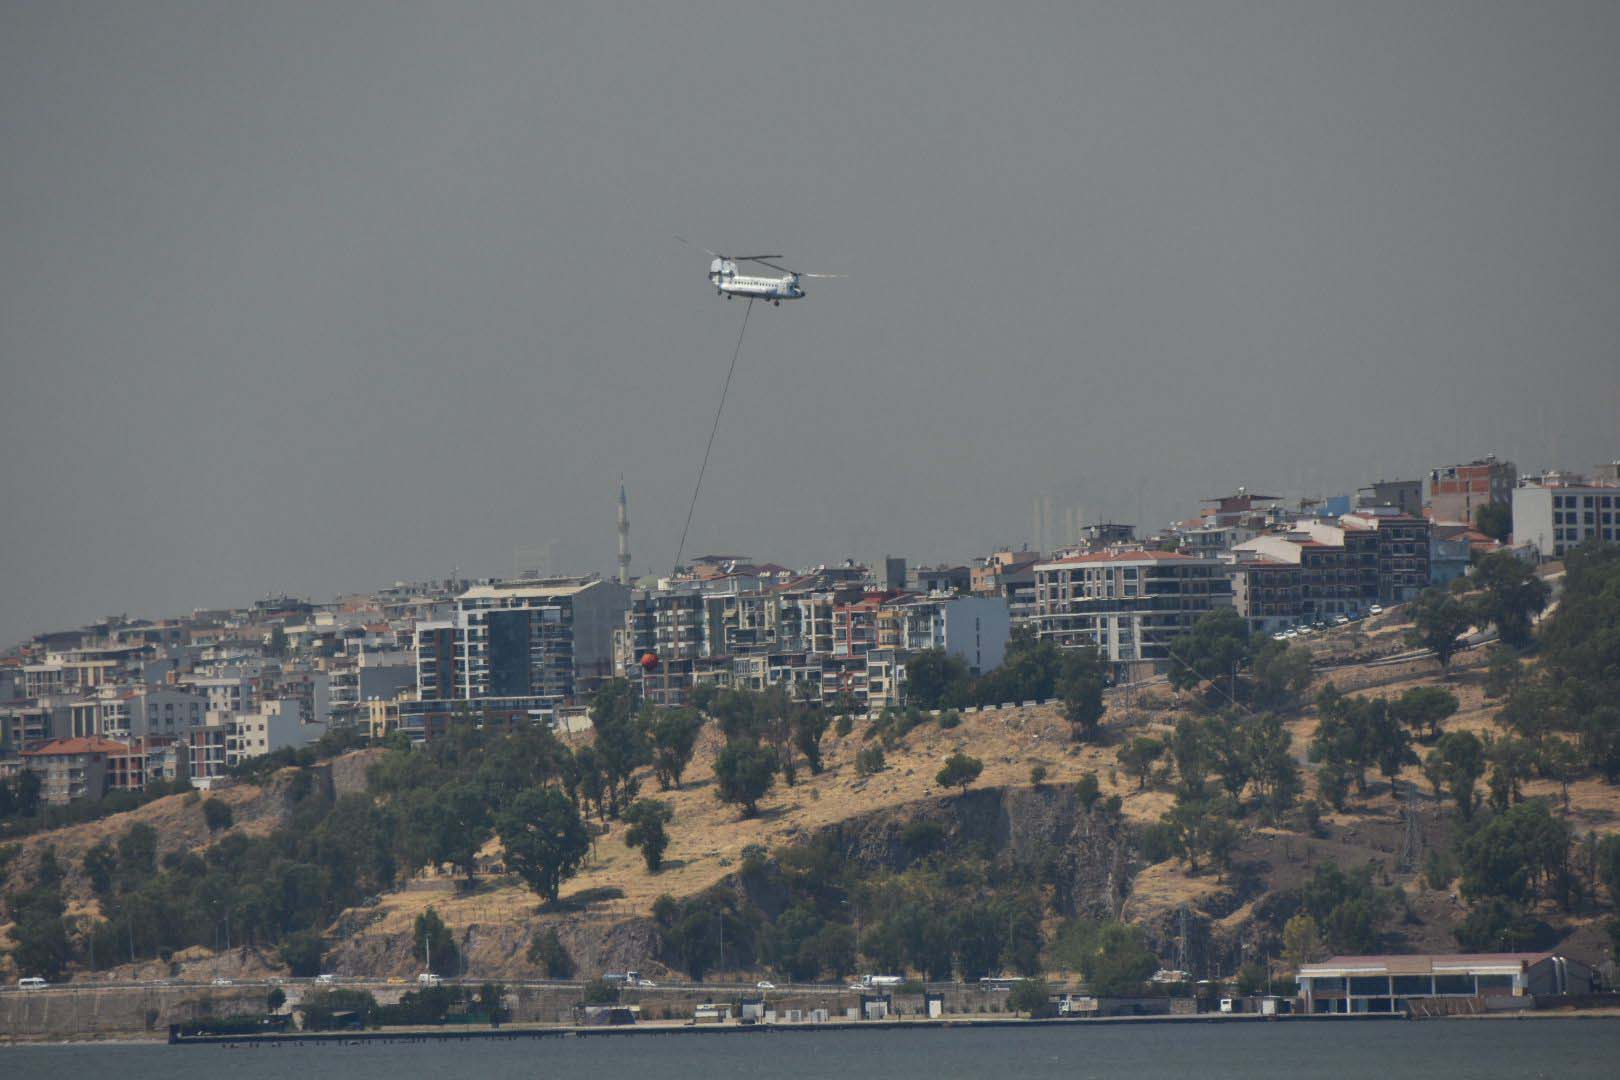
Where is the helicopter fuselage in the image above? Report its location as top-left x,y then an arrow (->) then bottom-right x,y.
708,257 -> 804,302
711,272 -> 804,302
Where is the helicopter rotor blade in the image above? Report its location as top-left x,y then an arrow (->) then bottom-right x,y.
676,237 -> 728,259
732,254 -> 784,266
749,258 -> 793,274
800,272 -> 847,279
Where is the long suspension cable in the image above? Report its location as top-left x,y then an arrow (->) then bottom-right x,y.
674,298 -> 753,574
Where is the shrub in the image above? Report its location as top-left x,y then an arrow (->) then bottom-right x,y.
277,930 -> 324,978
582,977 -> 619,1004
202,799 -> 233,832
1008,978 -> 1052,1017
936,752 -> 984,793
527,928 -> 574,978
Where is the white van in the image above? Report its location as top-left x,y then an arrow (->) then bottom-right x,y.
18,977 -> 49,990
417,972 -> 443,986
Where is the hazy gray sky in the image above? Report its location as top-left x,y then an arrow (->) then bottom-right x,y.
3,2 -> 1617,645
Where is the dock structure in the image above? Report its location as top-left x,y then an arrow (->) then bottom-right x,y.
168,1011 -> 1405,1047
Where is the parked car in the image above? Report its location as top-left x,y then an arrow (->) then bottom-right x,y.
314,973 -> 336,985
1368,604 -> 1384,615
756,981 -> 777,991
211,977 -> 234,987
636,979 -> 657,988
417,972 -> 443,986
18,977 -> 49,990
1333,615 -> 1350,625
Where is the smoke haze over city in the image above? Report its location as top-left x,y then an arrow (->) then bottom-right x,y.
3,1 -> 1618,641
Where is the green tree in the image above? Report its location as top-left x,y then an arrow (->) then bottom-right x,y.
1371,702 -> 1419,793
1008,978 -> 1052,1017
1392,686 -> 1459,742
3,850 -> 71,979
267,986 -> 287,1012
1454,896 -> 1556,953
1408,587 -> 1474,673
621,798 -> 674,872
646,707 -> 703,790
904,649 -> 972,710
1425,730 -> 1485,820
1056,646 -> 1109,742
1485,733 -> 1535,809
82,840 -> 117,896
1206,712 -> 1254,800
714,739 -> 778,817
1310,688 -> 1413,798
1118,736 -> 1164,791
1299,863 -> 1388,954
1246,713 -> 1303,822
791,701 -> 831,775
1281,913 -> 1324,971
1483,648 -> 1524,699
1596,834 -> 1620,907
1474,501 -> 1513,544
414,906 -> 460,975
527,928 -> 575,978
1161,793 -> 1239,875
1053,918 -> 1158,995
11,770 -> 43,818
1075,771 -> 1102,811
277,930 -> 325,977
1250,642 -> 1314,710
1537,738 -> 1584,811
497,787 -> 590,904
1497,681 -> 1567,750
1167,608 -> 1254,704
590,679 -> 649,815
1459,800 -> 1571,906
581,977 -> 619,1004
1170,715 -> 1213,796
1471,552 -> 1551,648
115,823 -> 158,891
936,752 -> 984,793
202,798 -> 233,832
417,782 -> 491,881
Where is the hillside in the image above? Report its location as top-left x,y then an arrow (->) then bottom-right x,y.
7,586 -> 1620,987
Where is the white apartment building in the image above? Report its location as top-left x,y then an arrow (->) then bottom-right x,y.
1513,475 -> 1620,559
227,699 -> 318,761
1032,550 -> 1234,671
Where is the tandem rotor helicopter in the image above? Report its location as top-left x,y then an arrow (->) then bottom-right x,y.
685,243 -> 844,306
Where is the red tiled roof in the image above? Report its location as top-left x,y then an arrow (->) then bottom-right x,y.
21,737 -> 128,757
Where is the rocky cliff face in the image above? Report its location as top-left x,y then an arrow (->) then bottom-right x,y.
820,785 -> 1136,919
323,785 -> 1143,983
